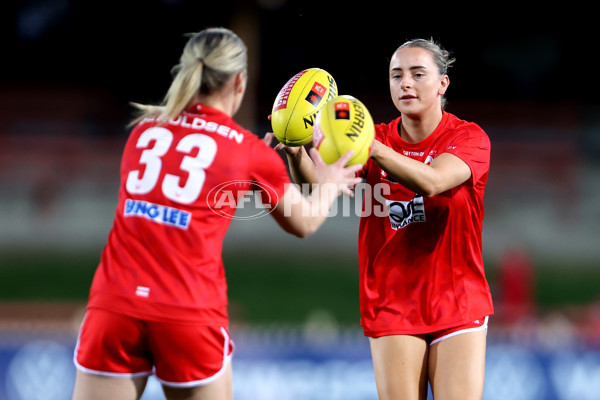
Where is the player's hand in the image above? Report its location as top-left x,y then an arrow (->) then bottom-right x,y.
309,148 -> 363,197
264,131 -> 302,156
263,131 -> 275,146
369,139 -> 382,158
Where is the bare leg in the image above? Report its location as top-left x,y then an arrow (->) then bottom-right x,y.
162,359 -> 233,400
72,370 -> 148,400
428,330 -> 487,400
369,335 -> 429,400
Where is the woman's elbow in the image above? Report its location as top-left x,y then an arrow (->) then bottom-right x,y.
293,229 -> 313,239
291,221 -> 318,238
413,180 -> 440,198
279,218 -> 317,238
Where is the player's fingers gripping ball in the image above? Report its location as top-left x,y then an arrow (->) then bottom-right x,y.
271,68 -> 337,146
312,95 -> 375,166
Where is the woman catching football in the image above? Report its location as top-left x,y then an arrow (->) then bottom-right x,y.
279,38 -> 493,400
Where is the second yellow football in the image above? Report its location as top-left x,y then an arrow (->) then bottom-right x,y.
312,95 -> 375,166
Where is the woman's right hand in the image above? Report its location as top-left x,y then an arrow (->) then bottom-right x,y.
309,148 -> 363,198
266,114 -> 303,156
264,131 -> 302,156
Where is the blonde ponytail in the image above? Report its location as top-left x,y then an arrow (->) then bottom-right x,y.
130,28 -> 247,125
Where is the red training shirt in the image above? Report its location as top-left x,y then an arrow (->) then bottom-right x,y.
358,111 -> 494,337
87,104 -> 290,326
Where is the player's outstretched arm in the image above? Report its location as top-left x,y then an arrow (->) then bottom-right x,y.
282,145 -> 318,187
370,140 -> 471,197
264,132 -> 318,186
270,149 -> 362,238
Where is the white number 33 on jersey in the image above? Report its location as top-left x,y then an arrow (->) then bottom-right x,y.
125,127 -> 217,204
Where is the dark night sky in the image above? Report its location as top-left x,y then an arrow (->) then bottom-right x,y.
1,0 -> 597,135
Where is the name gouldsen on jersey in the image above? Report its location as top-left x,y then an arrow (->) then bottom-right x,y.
385,195 -> 426,230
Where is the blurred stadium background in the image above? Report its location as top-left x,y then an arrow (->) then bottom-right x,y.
0,1 -> 599,399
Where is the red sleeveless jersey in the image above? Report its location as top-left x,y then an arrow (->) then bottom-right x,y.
87,104 -> 290,325
358,111 -> 494,337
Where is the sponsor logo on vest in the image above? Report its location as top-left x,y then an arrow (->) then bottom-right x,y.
386,194 -> 426,230
124,199 -> 191,229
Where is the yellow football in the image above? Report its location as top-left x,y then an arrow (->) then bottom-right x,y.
312,95 -> 375,166
271,68 -> 337,146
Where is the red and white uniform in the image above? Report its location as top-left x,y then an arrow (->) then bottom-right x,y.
358,111 -> 494,337
87,104 -> 290,326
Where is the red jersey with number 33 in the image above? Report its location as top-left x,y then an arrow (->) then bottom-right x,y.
358,112 -> 494,337
87,104 -> 290,325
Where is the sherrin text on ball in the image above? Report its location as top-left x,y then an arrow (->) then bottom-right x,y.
271,68 -> 337,146
312,95 -> 375,166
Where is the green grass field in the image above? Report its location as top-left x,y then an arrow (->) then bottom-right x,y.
0,250 -> 598,324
